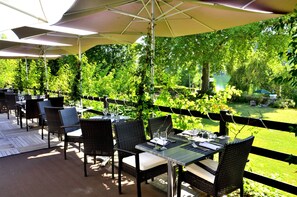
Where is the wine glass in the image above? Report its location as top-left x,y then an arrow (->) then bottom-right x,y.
160,130 -> 167,150
153,131 -> 160,150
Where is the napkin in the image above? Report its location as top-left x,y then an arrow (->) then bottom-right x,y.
181,130 -> 197,136
150,138 -> 168,146
199,142 -> 221,150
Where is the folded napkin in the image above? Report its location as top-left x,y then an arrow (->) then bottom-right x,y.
181,130 -> 198,136
150,138 -> 168,146
199,142 -> 222,150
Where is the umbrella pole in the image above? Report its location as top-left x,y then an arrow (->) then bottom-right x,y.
150,0 -> 155,102
78,37 -> 83,108
44,55 -> 48,90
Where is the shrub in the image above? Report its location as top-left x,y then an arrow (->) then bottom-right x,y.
271,99 -> 296,109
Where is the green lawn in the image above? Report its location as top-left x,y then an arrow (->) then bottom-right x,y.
201,103 -> 297,197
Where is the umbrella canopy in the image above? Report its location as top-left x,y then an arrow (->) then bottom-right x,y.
55,0 -> 296,37
12,26 -> 139,55
0,0 -> 75,31
0,39 -> 71,57
254,89 -> 271,94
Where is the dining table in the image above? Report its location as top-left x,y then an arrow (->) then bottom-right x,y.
135,132 -> 228,197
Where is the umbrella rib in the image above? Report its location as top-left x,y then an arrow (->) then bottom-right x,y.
107,0 -> 151,35
0,1 -> 47,22
158,1 -> 215,32
155,2 -> 184,21
107,7 -> 150,22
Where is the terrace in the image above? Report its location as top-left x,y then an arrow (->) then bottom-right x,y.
0,89 -> 296,197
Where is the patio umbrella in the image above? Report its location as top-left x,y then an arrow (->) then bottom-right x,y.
12,26 -> 139,55
54,0 -> 297,101
0,0 -> 75,31
254,89 -> 271,94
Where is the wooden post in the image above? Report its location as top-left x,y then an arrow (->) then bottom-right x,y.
219,109 -> 229,136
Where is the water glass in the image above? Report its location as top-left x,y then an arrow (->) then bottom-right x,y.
152,132 -> 159,149
160,130 -> 167,150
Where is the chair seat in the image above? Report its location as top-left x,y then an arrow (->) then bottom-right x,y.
123,152 -> 167,171
185,159 -> 218,184
67,129 -> 82,137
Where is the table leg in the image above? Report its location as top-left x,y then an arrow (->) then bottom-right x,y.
167,161 -> 175,197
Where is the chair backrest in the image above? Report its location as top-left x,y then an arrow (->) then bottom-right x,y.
0,91 -> 6,100
4,92 -> 18,110
114,120 -> 146,158
37,100 -> 52,119
148,115 -> 173,138
44,106 -> 64,133
215,136 -> 254,194
25,98 -> 44,119
58,107 -> 80,133
48,97 -> 64,107
80,119 -> 113,155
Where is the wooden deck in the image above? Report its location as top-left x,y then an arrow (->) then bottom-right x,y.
0,111 -> 203,196
0,112 -> 60,157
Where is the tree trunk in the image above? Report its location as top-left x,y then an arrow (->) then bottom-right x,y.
201,62 -> 210,94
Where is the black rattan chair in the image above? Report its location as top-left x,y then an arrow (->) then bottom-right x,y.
58,107 -> 83,160
4,92 -> 18,120
177,136 -> 255,197
37,100 -> 52,139
21,98 -> 44,131
114,120 -> 167,197
148,115 -> 182,139
80,119 -> 114,178
48,97 -> 64,107
44,106 -> 64,148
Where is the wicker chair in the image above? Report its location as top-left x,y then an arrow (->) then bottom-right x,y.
4,92 -> 18,120
80,119 -> 114,178
148,115 -> 182,139
37,100 -> 52,139
58,107 -> 83,160
0,90 -> 5,113
114,120 -> 168,197
48,97 -> 64,107
177,136 -> 255,197
21,98 -> 44,131
44,106 -> 64,148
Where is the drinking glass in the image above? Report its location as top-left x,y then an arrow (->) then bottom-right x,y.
160,130 -> 167,150
153,132 -> 160,150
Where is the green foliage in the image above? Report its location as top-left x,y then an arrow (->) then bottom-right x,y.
271,98 -> 296,109
273,10 -> 297,87
288,126 -> 297,137
134,35 -> 154,120
70,59 -> 81,102
243,179 -> 284,197
0,59 -> 18,87
155,85 -> 240,130
14,60 -> 24,92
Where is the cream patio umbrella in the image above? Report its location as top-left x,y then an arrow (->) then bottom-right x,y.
0,0 -> 75,31
54,0 -> 297,100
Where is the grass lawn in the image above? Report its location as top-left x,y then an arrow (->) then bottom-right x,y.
201,103 -> 297,197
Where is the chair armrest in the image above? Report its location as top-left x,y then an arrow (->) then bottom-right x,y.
60,124 -> 80,129
196,161 -> 216,175
114,147 -> 137,155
